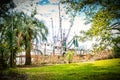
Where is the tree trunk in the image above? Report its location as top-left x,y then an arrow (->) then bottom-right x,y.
25,38 -> 31,65
10,52 -> 14,67
42,43 -> 46,63
0,52 -> 3,69
25,30 -> 32,65
25,46 -> 31,65
10,49 -> 17,67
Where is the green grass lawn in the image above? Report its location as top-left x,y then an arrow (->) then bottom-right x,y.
16,58 -> 120,80
1,58 -> 120,80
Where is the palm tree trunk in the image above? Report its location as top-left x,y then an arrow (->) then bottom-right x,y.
25,37 -> 31,65
17,32 -> 22,47
25,30 -> 32,65
25,45 -> 31,65
43,43 -> 46,63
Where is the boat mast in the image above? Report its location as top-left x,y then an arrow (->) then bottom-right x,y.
58,1 -> 63,54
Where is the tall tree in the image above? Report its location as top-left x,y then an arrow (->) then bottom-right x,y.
0,0 -> 16,68
14,12 -> 48,65
0,12 -> 48,69
62,0 -> 120,57
0,0 -> 48,68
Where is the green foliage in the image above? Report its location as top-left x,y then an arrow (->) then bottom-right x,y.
0,0 -> 16,69
12,12 -> 48,65
65,50 -> 74,63
0,14 -> 18,68
0,10 -> 48,68
62,0 -> 120,57
0,0 -> 48,68
0,0 -> 15,17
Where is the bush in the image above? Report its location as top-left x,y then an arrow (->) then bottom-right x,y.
65,49 -> 74,63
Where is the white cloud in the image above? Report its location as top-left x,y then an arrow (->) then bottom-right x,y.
49,0 -> 59,4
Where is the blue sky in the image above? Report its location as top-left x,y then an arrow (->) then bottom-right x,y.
39,0 -> 59,5
39,0 -> 50,5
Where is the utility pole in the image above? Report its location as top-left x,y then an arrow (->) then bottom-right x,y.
58,2 -> 63,55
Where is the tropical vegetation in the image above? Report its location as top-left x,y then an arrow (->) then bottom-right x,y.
0,0 -> 48,69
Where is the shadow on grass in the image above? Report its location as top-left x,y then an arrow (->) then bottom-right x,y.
87,72 -> 120,80
0,69 -> 27,80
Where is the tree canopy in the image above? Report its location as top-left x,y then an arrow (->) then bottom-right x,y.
0,0 -> 48,69
62,0 -> 120,57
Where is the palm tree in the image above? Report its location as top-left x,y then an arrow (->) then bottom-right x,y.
0,10 -> 48,68
14,12 -> 48,65
0,12 -> 48,68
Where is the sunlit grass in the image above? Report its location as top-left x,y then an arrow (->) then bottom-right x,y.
93,58 -> 120,66
17,58 -> 120,80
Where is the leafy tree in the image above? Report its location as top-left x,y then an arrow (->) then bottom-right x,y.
0,15 -> 18,68
0,12 -> 48,69
0,0 -> 16,69
62,0 -> 120,57
0,0 -> 15,17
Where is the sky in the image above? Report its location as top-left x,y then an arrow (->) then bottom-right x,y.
13,0 -> 94,50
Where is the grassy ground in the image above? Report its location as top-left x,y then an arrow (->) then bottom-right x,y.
1,58 -> 120,80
